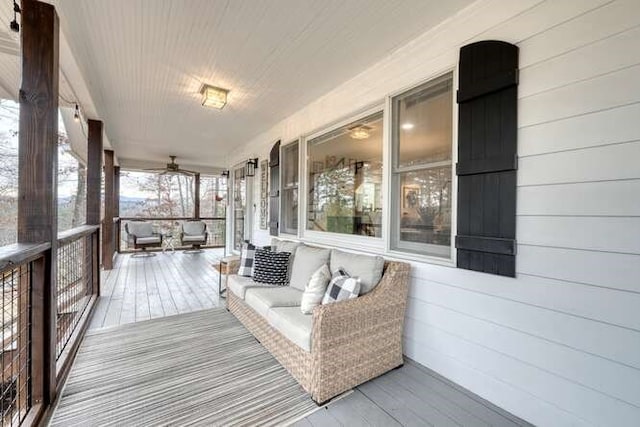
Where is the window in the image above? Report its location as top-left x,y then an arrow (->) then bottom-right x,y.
391,73 -> 453,257
200,175 -> 227,247
232,166 -> 246,251
281,141 -> 299,235
199,175 -> 227,218
307,112 -> 383,237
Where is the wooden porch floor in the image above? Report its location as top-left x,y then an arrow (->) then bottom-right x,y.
90,249 -> 225,329
88,250 -> 530,426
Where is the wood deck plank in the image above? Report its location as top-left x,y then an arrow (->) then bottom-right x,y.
87,249 -> 531,427
89,249 -> 224,330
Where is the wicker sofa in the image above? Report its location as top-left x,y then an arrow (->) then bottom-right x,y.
225,241 -> 410,404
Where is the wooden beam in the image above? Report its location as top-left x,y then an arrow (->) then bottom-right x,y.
102,150 -> 115,269
114,166 -> 120,218
194,173 -> 201,219
86,119 -> 103,225
114,166 -> 121,253
17,0 -> 59,406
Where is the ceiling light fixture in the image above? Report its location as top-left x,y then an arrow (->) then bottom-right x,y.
349,125 -> 370,140
401,122 -> 414,130
73,103 -> 80,122
200,84 -> 229,109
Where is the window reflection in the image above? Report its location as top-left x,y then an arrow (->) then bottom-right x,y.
307,112 -> 383,237
392,73 -> 453,257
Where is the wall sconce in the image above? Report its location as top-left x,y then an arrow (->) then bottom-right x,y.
221,170 -> 230,179
246,158 -> 258,177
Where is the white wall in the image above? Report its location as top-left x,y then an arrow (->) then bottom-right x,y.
226,0 -> 640,425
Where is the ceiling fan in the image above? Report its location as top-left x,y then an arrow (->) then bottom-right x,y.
145,156 -> 198,176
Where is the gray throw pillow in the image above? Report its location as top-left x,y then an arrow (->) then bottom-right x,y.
330,249 -> 384,294
289,245 -> 331,291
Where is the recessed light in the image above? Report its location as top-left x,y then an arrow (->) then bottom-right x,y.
401,123 -> 414,130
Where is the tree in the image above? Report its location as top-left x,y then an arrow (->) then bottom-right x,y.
0,99 -> 87,243
0,100 -> 19,246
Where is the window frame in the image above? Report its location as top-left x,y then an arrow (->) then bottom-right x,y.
300,104 -> 386,252
387,69 -> 458,263
231,163 -> 252,252
280,139 -> 300,237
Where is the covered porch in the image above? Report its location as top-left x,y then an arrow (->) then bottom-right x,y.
0,0 -> 638,426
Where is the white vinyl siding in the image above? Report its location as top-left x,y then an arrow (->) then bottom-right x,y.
228,0 -> 640,425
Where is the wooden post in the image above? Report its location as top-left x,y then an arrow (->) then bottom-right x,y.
194,172 -> 201,219
86,119 -> 103,225
102,150 -> 115,269
86,120 -> 103,295
114,166 -> 120,253
114,166 -> 120,217
17,0 -> 59,406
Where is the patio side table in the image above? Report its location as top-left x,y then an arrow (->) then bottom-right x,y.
161,232 -> 176,253
214,255 -> 240,297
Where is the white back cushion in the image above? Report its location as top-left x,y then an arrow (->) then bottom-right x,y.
329,249 -> 384,294
183,221 -> 205,235
128,221 -> 154,237
289,245 -> 331,291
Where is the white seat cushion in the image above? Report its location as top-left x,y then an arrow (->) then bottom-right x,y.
245,287 -> 304,317
136,236 -> 161,244
289,245 -> 331,291
182,235 -> 206,242
267,307 -> 313,352
330,249 -> 384,294
227,275 -> 274,299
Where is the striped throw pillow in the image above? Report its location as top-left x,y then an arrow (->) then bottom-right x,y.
252,248 -> 291,285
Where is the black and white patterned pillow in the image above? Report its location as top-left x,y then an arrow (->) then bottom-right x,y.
238,242 -> 256,277
252,249 -> 291,285
322,268 -> 361,304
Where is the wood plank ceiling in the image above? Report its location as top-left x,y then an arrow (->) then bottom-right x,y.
6,0 -> 473,169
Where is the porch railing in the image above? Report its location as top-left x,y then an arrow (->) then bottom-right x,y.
117,217 -> 225,252
56,226 -> 100,364
0,225 -> 100,426
0,243 -> 49,427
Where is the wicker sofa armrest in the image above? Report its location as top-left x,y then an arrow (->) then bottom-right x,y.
312,261 -> 410,342
309,261 -> 410,402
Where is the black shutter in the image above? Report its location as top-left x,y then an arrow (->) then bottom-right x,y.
456,40 -> 518,277
269,141 -> 281,236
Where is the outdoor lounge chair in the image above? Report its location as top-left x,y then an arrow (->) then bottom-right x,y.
125,220 -> 162,257
180,220 -> 208,252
